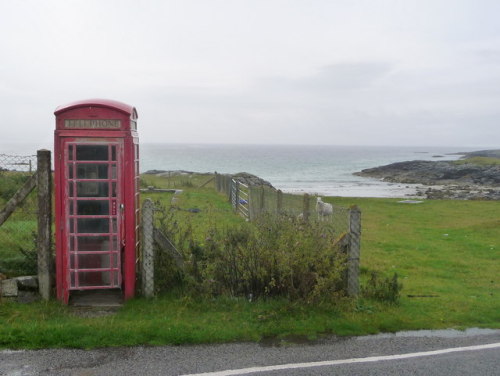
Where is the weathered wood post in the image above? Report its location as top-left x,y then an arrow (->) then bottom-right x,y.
224,175 -> 230,197
259,186 -> 265,217
141,199 -> 155,298
214,172 -> 220,192
234,180 -> 240,213
37,150 -> 52,300
0,175 -> 37,227
347,205 -> 361,296
302,193 -> 310,221
277,189 -> 283,214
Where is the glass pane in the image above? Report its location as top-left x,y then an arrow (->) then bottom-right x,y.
68,164 -> 74,179
113,271 -> 118,286
112,236 -> 118,251
77,236 -> 110,252
69,146 -> 73,161
70,218 -> 75,233
111,146 -> 117,161
70,272 -> 75,288
69,236 -> 75,251
69,200 -> 74,215
111,165 -> 117,179
112,182 -> 117,197
76,145 -> 108,161
77,200 -> 109,215
77,182 -> 109,197
69,182 -> 74,197
78,271 -> 111,287
112,218 -> 117,233
111,254 -> 118,268
76,164 -> 108,179
76,254 -> 111,269
77,218 -> 109,233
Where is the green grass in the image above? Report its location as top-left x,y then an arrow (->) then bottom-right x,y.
1,174 -> 499,349
0,171 -> 38,276
140,173 -> 244,237
452,156 -> 500,166
329,197 -> 499,330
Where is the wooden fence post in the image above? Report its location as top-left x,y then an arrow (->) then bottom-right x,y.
234,180 -> 240,213
37,150 -> 52,301
347,205 -> 361,296
277,189 -> 283,214
142,199 -> 155,298
302,193 -> 310,221
259,186 -> 265,216
214,172 -> 220,192
0,175 -> 37,227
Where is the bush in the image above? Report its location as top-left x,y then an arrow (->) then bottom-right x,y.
0,232 -> 38,277
0,171 -> 31,202
154,210 -> 348,303
362,271 -> 403,304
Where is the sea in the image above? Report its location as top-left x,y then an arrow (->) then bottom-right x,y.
1,143 -> 484,198
140,144 -> 480,198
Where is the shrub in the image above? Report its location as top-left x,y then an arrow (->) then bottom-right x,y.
0,232 -> 38,277
154,210 -> 348,303
361,271 -> 403,304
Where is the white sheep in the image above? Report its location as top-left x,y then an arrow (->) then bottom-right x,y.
316,197 -> 333,221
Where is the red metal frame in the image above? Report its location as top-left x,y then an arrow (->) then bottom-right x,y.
54,99 -> 138,304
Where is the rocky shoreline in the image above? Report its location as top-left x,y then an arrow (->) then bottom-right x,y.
354,149 -> 500,200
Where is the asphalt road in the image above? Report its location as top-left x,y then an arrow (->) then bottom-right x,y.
1,329 -> 499,376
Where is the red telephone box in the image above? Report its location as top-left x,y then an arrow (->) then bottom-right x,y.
54,99 -> 139,304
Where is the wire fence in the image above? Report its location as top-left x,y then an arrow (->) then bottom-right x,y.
214,173 -> 351,236
0,153 -> 39,278
138,174 -> 361,298
214,172 -> 359,296
140,199 -> 184,298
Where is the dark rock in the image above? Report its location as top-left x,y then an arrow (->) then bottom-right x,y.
462,149 -> 500,159
232,172 -> 274,188
16,275 -> 38,290
355,160 -> 500,186
355,150 -> 500,200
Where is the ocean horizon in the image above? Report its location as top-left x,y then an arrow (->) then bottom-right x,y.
140,144 -> 482,198
1,142 -> 487,198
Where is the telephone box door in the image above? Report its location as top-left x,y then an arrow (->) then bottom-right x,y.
64,140 -> 123,290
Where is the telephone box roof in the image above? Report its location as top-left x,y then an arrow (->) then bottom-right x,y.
54,99 -> 137,118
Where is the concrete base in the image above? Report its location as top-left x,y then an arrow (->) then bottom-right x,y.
69,289 -> 123,307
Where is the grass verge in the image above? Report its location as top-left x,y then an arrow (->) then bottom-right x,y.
0,175 -> 498,349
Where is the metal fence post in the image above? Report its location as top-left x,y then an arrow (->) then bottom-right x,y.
37,150 -> 52,300
347,205 -> 361,296
142,199 -> 155,298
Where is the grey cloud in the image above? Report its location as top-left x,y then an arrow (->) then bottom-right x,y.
476,49 -> 500,64
301,62 -> 394,91
262,62 -> 394,93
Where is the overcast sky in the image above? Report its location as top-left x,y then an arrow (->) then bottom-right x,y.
1,0 -> 499,148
